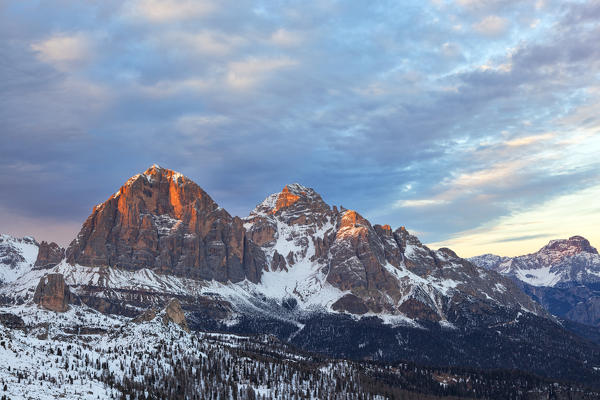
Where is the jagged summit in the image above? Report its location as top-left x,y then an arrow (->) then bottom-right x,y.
469,236 -> 600,327
118,165 -> 195,195
66,165 -> 265,283
0,234 -> 39,284
250,183 -> 331,217
5,166 -> 544,326
470,235 -> 600,288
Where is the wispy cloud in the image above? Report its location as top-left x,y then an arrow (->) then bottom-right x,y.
270,29 -> 305,47
127,0 -> 216,22
1,0 -> 599,255
473,15 -> 509,36
504,133 -> 554,147
428,184 -> 600,257
31,33 -> 92,70
226,57 -> 297,90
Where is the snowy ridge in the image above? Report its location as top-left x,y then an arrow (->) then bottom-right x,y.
0,261 -> 208,311
0,234 -> 38,285
470,236 -> 600,287
244,184 -> 343,309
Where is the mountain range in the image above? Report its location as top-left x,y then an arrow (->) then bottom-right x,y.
1,165 -> 600,396
470,236 -> 600,327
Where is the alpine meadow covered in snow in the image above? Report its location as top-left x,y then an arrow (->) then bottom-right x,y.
2,0 -> 600,399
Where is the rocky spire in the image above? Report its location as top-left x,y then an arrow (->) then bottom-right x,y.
33,273 -> 73,312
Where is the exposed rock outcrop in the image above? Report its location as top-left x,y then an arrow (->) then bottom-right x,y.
162,299 -> 189,332
33,273 -> 72,312
133,299 -> 189,332
34,241 -> 65,269
244,183 -> 544,321
66,165 -> 266,283
0,312 -> 25,330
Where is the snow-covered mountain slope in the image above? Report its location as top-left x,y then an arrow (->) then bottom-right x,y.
242,183 -> 545,322
0,167 -> 542,328
0,234 -> 38,285
3,304 -> 594,400
470,236 -> 600,326
6,166 -> 599,381
470,236 -> 600,287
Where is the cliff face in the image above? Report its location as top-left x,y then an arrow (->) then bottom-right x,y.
66,165 -> 265,283
15,168 -> 542,325
243,183 -> 544,322
35,241 -> 65,269
33,273 -> 72,312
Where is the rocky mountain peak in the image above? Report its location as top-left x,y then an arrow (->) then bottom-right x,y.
66,165 -> 265,283
470,235 -> 600,289
542,235 -> 598,256
109,165 -> 218,222
271,185 -> 301,214
250,183 -> 331,218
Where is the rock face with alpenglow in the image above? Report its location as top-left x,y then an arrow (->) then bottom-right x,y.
35,241 -> 65,269
3,173 -> 600,384
66,165 -> 266,283
33,273 -> 72,312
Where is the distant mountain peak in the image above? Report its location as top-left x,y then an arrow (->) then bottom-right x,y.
470,235 -> 600,288
542,235 -> 598,255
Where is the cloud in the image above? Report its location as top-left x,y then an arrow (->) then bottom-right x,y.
270,29 -> 305,47
395,159 -> 526,209
504,133 -> 554,147
226,57 -> 297,89
455,0 -> 527,13
128,0 -> 216,22
170,31 -> 246,56
1,0 -> 600,255
31,33 -> 92,70
428,184 -> 600,257
473,15 -> 509,36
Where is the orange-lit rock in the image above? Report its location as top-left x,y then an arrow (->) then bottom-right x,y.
66,165 -> 266,283
271,185 -> 300,214
336,210 -> 369,240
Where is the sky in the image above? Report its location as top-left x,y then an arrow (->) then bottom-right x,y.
1,0 -> 599,257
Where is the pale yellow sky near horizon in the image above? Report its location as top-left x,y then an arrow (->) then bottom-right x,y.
428,183 -> 600,258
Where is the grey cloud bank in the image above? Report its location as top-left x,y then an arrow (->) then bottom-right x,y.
0,0 -> 599,255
